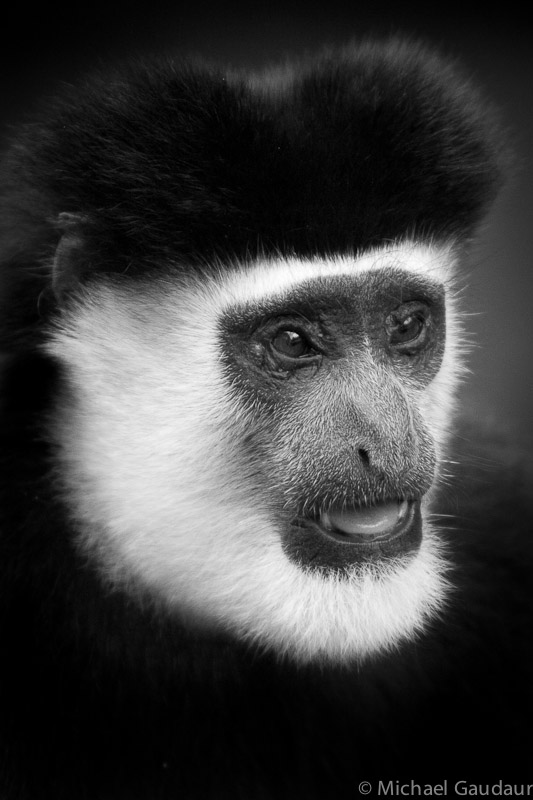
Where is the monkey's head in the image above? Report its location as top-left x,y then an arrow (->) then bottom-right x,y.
2,40 -> 503,664
47,243 -> 458,663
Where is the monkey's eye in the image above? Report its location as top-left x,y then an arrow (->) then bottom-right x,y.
386,302 -> 430,350
271,329 -> 316,360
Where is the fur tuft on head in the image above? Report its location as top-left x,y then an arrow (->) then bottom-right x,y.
0,38 -> 504,352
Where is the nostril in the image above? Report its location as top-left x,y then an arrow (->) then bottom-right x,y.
358,448 -> 370,466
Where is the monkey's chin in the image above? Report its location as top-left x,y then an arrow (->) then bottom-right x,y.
284,499 -> 422,573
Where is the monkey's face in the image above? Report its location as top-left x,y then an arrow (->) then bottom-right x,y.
47,241 -> 461,663
221,258 -> 447,573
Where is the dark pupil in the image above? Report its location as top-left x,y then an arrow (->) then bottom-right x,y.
391,313 -> 423,343
272,330 -> 309,357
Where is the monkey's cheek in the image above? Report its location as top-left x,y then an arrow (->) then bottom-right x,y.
282,500 -> 422,574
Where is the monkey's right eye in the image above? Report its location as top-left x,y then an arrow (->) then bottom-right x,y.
271,329 -> 316,360
385,301 -> 430,353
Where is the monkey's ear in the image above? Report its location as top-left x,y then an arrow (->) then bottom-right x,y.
51,212 -> 91,301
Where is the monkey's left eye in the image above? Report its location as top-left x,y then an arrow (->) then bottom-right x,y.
386,302 -> 430,350
271,329 -> 316,360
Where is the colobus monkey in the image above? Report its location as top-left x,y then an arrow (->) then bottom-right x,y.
0,38 -> 531,799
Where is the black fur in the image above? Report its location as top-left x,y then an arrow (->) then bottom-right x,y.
0,40 -> 531,799
1,39 -> 502,349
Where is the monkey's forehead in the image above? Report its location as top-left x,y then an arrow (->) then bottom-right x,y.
187,241 -> 456,312
50,241 -> 455,338
62,241 -> 453,333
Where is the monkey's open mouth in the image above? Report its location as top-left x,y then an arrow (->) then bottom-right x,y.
284,499 -> 422,571
319,499 -> 415,544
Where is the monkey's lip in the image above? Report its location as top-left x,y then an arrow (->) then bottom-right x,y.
285,499 -> 422,569
318,498 -> 415,544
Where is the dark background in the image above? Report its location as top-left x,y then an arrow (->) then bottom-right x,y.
1,2 -> 532,460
